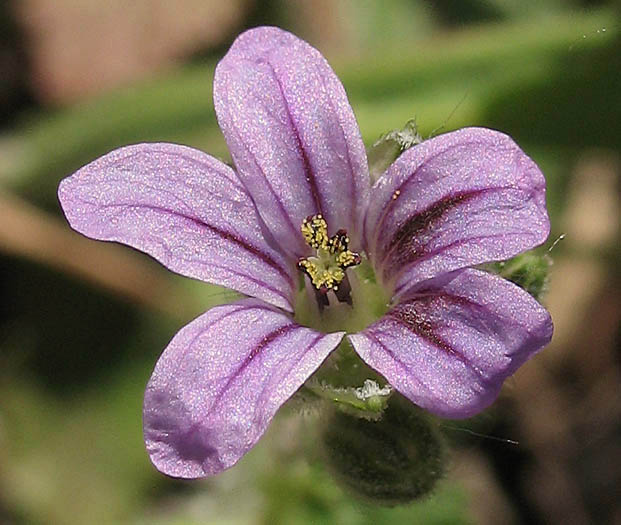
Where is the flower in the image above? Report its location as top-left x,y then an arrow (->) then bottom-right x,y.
58,26 -> 553,479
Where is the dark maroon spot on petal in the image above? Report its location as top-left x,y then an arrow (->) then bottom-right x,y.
388,302 -> 454,355
380,189 -> 491,276
386,296 -> 485,380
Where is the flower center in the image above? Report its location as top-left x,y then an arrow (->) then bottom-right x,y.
294,215 -> 390,334
297,215 -> 361,303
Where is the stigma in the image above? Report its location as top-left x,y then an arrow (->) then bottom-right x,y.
297,215 -> 361,297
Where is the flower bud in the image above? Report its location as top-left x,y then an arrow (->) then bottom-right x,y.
321,394 -> 446,505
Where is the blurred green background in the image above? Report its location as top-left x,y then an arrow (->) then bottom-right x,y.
1,1 -> 619,524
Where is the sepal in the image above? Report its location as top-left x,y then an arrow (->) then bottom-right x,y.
304,378 -> 392,420
367,119 -> 422,184
487,251 -> 551,301
302,339 -> 392,419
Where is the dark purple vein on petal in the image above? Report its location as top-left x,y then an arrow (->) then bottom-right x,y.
262,61 -> 324,217
201,260 -> 292,306
251,331 -> 325,421
361,330 -> 433,395
224,101 -> 301,247
164,302 -> 272,387
197,220 -> 294,287
390,231 -> 530,296
84,198 -> 294,287
209,322 -> 299,415
315,67 -> 358,229
167,305 -> 295,460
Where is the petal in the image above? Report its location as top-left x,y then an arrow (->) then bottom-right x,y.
348,269 -> 552,418
214,26 -> 369,255
58,143 -> 295,311
143,298 -> 343,478
364,127 -> 550,297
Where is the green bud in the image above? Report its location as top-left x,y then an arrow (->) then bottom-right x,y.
322,394 -> 446,506
487,252 -> 551,301
367,119 -> 423,184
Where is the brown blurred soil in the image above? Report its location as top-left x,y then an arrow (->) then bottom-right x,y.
13,0 -> 250,104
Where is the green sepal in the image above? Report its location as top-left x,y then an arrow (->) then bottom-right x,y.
299,339 -> 392,419
367,119 -> 423,184
304,378 -> 392,420
487,251 -> 551,301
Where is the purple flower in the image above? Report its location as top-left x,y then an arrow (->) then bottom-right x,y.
58,27 -> 552,479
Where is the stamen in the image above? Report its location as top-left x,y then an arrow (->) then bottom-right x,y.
334,274 -> 353,306
301,214 -> 329,250
297,215 -> 361,300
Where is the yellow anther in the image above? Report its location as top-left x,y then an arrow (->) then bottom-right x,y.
336,250 -> 358,267
298,215 -> 361,292
328,232 -> 349,254
301,214 -> 329,249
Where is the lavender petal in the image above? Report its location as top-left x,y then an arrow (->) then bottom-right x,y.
58,143 -> 295,311
214,27 -> 369,255
143,298 -> 343,478
364,127 -> 549,296
349,269 -> 553,418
